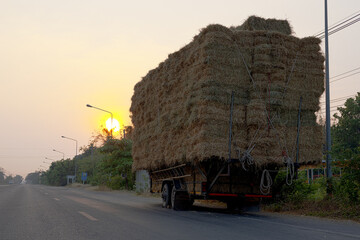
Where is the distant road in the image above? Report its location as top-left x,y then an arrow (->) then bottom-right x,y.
0,184 -> 359,240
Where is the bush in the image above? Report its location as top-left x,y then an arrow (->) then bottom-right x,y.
334,155 -> 360,204
271,169 -> 329,209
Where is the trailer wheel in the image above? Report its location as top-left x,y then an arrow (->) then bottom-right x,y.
226,201 -> 238,211
161,183 -> 172,208
171,187 -> 177,210
171,188 -> 191,211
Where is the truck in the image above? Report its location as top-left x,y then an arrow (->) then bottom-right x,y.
130,16 -> 324,211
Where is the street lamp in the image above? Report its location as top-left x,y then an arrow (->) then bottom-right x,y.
45,157 -> 55,161
61,135 -> 78,179
43,161 -> 51,165
53,149 -> 65,160
86,104 -> 113,137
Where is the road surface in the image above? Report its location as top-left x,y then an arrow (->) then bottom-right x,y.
0,184 -> 359,240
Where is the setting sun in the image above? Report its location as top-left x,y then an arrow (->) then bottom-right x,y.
106,118 -> 120,132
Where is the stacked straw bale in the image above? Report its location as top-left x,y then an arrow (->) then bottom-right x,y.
131,16 -> 324,171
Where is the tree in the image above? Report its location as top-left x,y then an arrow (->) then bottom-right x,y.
25,171 -> 41,184
97,138 -> 134,190
13,175 -> 23,184
0,168 -> 6,184
332,92 -> 360,160
44,159 -> 75,186
331,92 -> 360,203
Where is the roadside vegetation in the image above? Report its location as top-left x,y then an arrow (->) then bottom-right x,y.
0,168 -> 23,184
26,127 -> 134,190
264,93 -> 360,221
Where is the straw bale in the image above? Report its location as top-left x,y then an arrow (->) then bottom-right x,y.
233,16 -> 292,35
131,16 -> 324,171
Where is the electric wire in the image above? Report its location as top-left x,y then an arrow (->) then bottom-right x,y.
320,94 -> 356,104
330,71 -> 360,84
314,10 -> 360,38
313,10 -> 360,36
330,66 -> 360,79
318,17 -> 360,39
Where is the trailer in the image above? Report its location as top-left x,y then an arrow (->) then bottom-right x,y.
150,161 -> 278,210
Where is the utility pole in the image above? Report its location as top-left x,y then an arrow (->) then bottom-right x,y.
324,0 -> 332,178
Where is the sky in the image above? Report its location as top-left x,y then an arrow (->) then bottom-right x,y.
0,0 -> 359,177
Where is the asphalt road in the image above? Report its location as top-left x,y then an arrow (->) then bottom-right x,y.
0,184 -> 359,240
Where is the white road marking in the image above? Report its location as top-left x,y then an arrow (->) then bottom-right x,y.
78,211 -> 98,221
54,198 -> 60,201
44,192 -> 49,195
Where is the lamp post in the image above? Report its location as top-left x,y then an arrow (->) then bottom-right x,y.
61,135 -> 78,179
53,149 -> 65,160
43,161 -> 51,165
86,104 -> 113,137
45,157 -> 55,161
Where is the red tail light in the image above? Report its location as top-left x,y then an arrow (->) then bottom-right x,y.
201,182 -> 207,193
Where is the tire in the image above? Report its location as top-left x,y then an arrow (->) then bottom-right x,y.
226,201 -> 238,211
171,188 -> 191,211
161,183 -> 172,208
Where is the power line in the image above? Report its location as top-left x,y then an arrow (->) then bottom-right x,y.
320,94 -> 356,104
330,71 -> 360,83
318,17 -> 360,39
320,98 -> 351,105
313,10 -> 360,36
0,155 -> 60,159
319,105 -> 345,114
330,66 -> 360,79
321,17 -> 360,39
321,104 -> 345,110
315,13 -> 360,37
321,94 -> 356,100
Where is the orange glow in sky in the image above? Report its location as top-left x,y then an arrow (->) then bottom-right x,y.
106,118 -> 120,133
0,0 -> 359,177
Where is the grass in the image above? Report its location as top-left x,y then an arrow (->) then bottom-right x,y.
264,197 -> 360,222
263,173 -> 360,222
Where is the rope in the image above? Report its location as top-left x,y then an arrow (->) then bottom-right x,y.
260,169 -> 273,195
283,155 -> 295,185
232,36 -> 302,192
237,148 -> 254,171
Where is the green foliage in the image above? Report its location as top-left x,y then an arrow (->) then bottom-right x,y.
273,171 -> 327,206
42,132 -> 134,190
25,171 -> 41,184
11,175 -> 23,184
334,155 -> 360,204
266,93 -> 359,220
95,138 -> 134,190
42,159 -> 75,186
331,93 -> 360,204
0,168 -> 23,184
0,168 -> 6,184
332,92 -> 360,160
